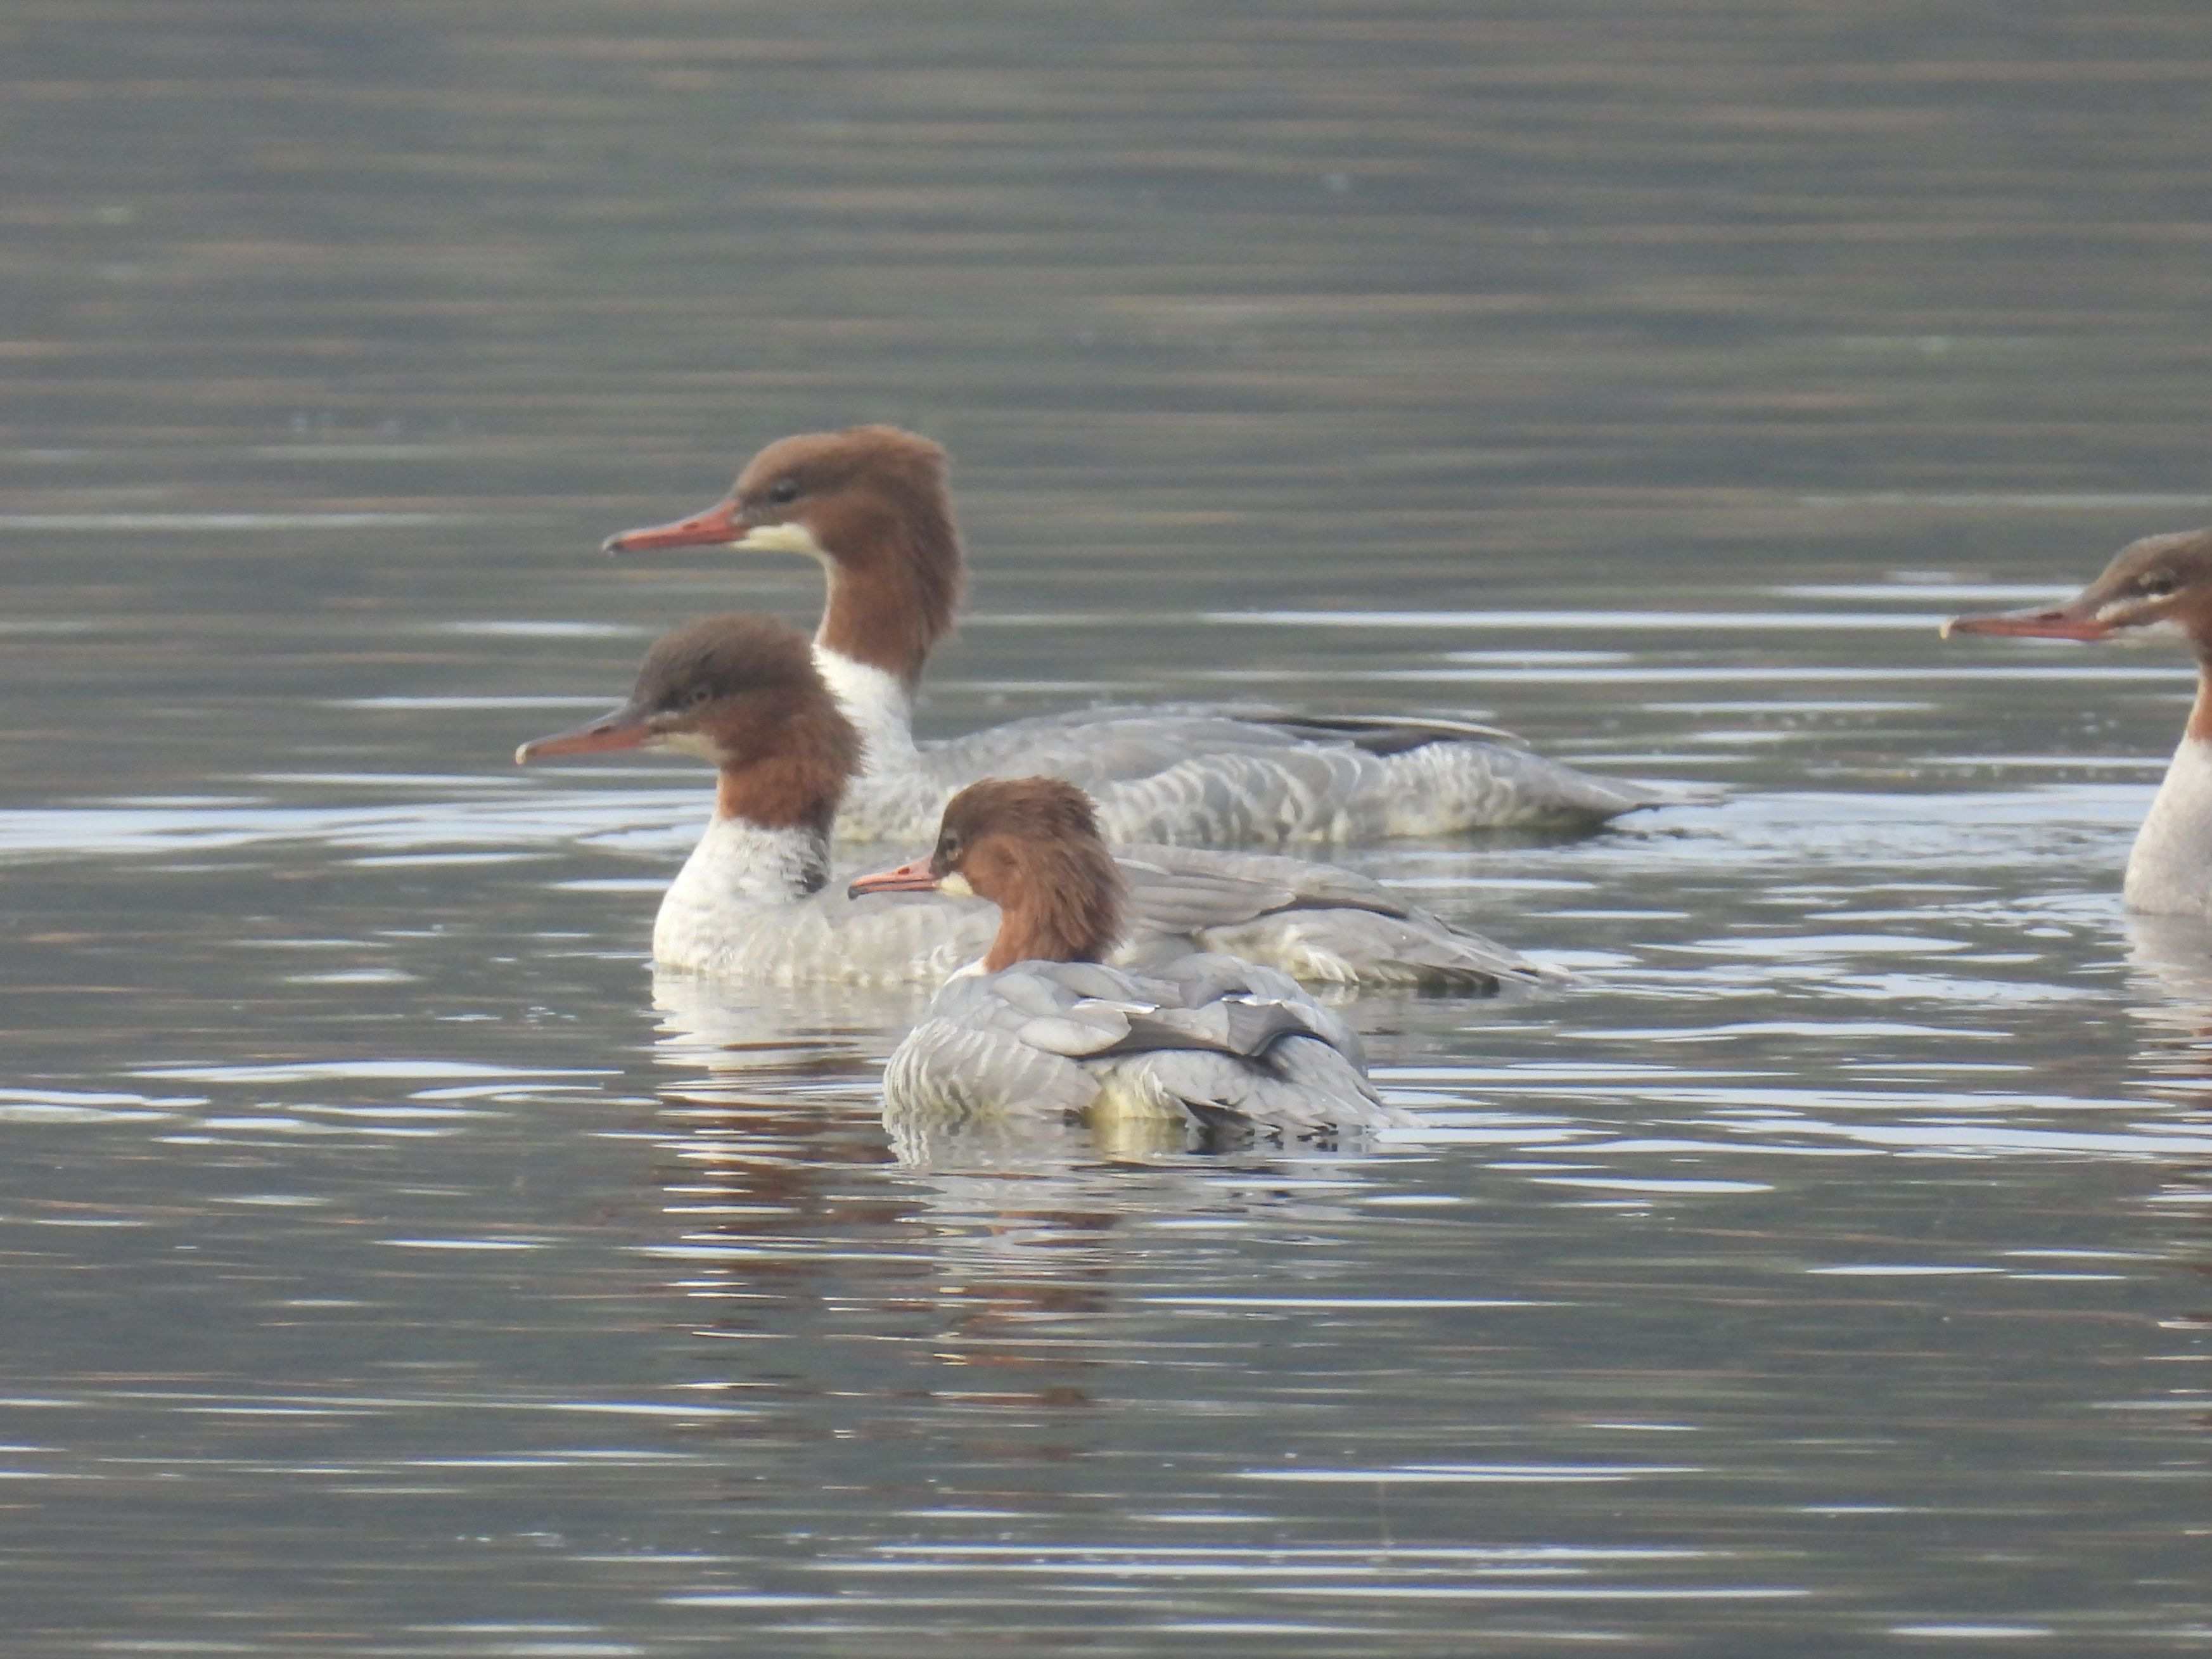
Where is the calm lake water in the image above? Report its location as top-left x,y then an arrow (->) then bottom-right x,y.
4,1 -> 2210,1653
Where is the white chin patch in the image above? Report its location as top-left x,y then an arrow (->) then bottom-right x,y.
938,869 -> 975,899
656,730 -> 721,762
2117,616 -> 2192,648
736,520 -> 829,561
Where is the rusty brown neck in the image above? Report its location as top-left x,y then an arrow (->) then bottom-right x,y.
812,505 -> 962,689
713,762 -> 838,838
976,837 -> 1127,971
2187,656 -> 2212,745
709,701 -> 855,838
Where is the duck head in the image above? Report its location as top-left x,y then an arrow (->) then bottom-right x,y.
516,612 -> 859,835
602,425 -> 963,689
848,777 -> 1127,970
1944,529 -> 2212,653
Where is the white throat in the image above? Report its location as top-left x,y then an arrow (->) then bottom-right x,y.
655,814 -> 831,966
736,520 -> 831,559
813,644 -> 919,770
2125,731 -> 2212,917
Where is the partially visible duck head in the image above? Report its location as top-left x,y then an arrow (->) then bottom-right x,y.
515,612 -> 859,835
848,777 -> 1127,970
601,425 -> 962,689
1944,529 -> 2212,653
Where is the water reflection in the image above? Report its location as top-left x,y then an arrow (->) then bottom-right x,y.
649,966 -> 1405,1169
2115,915 -> 2212,1337
8,0 -> 2212,1646
2125,912 -> 2212,1049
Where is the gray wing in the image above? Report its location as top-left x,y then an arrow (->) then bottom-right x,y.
1141,954 -> 1369,1068
1256,711 -> 1527,752
883,961 -> 1157,1122
915,706 -> 1688,839
881,954 -> 1405,1139
916,708 -> 1357,791
1089,741 -> 1689,845
1113,842 -> 1555,992
1093,1039 -> 1400,1137
1116,843 -> 1405,930
1092,954 -> 1407,1136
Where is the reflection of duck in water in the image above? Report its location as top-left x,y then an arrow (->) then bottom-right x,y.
648,966 -> 924,1105
850,778 -> 1411,1159
601,424 -> 1695,844
637,1061 -> 1389,1445
1947,530 -> 2212,918
2109,912 -> 2212,1096
518,612 -> 1552,992
2123,913 -> 2212,1002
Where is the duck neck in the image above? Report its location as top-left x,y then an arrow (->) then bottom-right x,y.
2188,657 -> 2212,743
813,511 -> 960,691
2123,657 -> 2212,914
663,750 -> 844,909
814,643 -> 920,771
980,845 -> 1128,971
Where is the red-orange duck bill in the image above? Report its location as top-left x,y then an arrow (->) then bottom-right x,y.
847,857 -> 940,899
513,704 -> 655,764
601,496 -> 748,555
1940,599 -> 2113,642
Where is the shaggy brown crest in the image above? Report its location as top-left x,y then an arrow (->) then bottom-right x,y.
594,613 -> 859,833
653,613 -> 857,832
933,778 -> 1128,970
731,425 -> 964,688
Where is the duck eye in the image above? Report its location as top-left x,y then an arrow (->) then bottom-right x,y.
2140,573 -> 2177,599
686,685 -> 715,707
767,477 -> 802,506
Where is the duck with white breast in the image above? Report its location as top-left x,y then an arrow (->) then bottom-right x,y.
1946,528 -> 2212,917
603,425 -> 1704,846
516,612 -> 1556,991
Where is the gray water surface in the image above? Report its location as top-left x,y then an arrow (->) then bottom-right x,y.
3,2 -> 2209,1653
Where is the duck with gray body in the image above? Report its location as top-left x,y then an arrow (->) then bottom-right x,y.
1947,528 -> 2212,917
517,612 -> 1557,991
604,425 -> 1708,846
850,778 -> 1408,1147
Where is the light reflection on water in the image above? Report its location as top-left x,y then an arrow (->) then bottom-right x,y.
3,698 -> 2208,1648
6,0 -> 2212,1651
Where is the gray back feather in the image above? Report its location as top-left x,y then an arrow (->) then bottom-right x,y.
883,952 -> 1398,1141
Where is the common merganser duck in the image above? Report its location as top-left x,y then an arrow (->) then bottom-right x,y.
516,611 -> 1553,990
1945,528 -> 2212,917
603,425 -> 1691,845
848,778 -> 1409,1144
